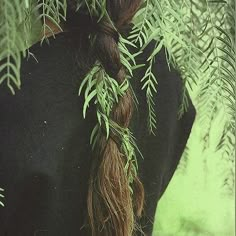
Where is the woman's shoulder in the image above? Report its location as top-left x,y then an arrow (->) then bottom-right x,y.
0,32 -> 83,104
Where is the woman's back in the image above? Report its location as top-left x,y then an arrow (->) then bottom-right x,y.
0,30 -> 195,235
0,32 -> 95,235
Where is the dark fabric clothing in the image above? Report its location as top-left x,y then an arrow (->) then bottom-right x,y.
0,32 -> 196,235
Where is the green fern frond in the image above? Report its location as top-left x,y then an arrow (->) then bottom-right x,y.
176,146 -> 190,174
37,0 -> 67,41
197,1 -> 235,153
140,40 -> 164,134
77,27 -> 146,186
0,0 -> 28,93
178,76 -> 190,119
79,58 -> 140,185
130,0 -> 162,48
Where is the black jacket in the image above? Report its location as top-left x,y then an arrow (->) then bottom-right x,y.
0,32 -> 196,235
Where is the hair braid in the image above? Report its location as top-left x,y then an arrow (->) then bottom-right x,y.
85,1 -> 145,235
64,0 -> 144,235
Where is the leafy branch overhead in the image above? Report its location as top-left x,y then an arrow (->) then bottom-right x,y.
130,0 -> 235,181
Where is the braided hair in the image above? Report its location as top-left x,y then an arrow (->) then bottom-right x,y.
66,1 -> 144,235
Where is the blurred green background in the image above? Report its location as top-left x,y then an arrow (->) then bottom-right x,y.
153,97 -> 235,236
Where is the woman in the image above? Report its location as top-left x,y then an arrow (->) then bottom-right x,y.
0,1 -> 196,235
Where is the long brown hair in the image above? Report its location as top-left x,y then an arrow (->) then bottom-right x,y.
67,1 -> 145,235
